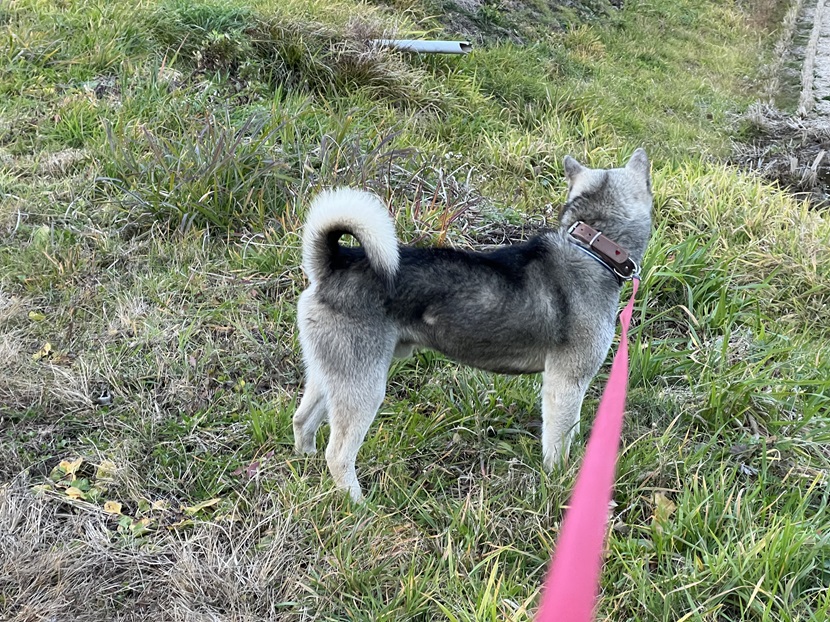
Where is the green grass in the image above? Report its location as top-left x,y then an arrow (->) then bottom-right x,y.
2,0 -> 829,620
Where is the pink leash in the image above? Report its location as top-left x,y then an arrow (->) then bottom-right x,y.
536,278 -> 640,621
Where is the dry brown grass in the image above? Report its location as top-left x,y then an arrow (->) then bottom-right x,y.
0,475 -> 314,622
734,103 -> 830,206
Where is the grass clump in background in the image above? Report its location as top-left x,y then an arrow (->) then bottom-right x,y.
1,0 -> 829,620
147,0 -> 436,104
102,112 -> 296,232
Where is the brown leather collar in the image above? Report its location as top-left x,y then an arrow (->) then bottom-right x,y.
568,221 -> 639,282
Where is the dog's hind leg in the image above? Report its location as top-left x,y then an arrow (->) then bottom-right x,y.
324,354 -> 392,502
540,364 -> 588,471
293,374 -> 327,454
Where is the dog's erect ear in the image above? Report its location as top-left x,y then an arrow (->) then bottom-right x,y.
625,148 -> 650,178
563,155 -> 585,187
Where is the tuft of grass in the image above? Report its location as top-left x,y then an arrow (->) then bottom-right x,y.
147,0 -> 437,107
101,111 -> 297,231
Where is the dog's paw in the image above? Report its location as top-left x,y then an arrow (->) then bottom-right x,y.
542,446 -> 570,472
347,486 -> 364,503
294,440 -> 317,455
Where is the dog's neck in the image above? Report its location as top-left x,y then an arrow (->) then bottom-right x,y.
559,215 -> 651,268
566,221 -> 640,283
558,187 -> 652,266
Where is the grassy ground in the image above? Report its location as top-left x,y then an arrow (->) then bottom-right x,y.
1,0 -> 829,620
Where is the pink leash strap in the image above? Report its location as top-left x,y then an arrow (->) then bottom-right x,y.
536,278 -> 639,621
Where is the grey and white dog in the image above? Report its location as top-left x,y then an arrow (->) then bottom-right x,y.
293,149 -> 653,500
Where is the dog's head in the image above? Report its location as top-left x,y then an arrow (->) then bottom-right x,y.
558,148 -> 653,261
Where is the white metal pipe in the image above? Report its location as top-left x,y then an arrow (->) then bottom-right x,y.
372,39 -> 472,54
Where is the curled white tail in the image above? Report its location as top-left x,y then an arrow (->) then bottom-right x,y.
302,188 -> 399,286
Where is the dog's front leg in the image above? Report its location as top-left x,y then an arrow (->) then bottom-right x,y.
541,364 -> 588,471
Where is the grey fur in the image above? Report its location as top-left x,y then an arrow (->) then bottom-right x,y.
293,149 -> 653,501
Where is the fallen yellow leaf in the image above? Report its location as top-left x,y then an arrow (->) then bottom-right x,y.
651,492 -> 677,533
184,497 -> 222,515
653,492 -> 676,516
104,501 -> 122,515
65,487 -> 85,499
28,311 -> 46,322
167,518 -> 195,530
59,457 -> 84,478
32,342 -> 52,361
